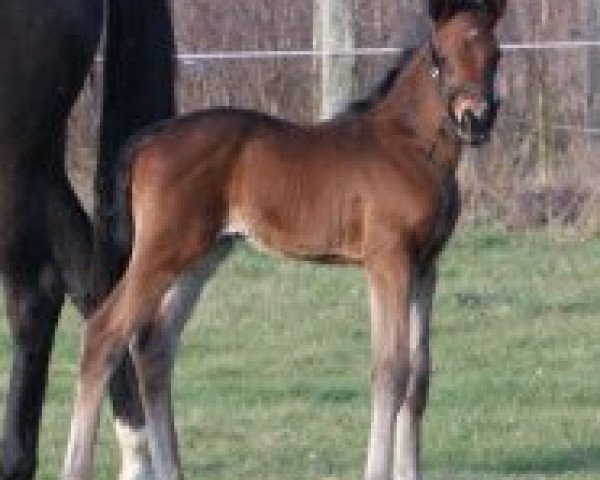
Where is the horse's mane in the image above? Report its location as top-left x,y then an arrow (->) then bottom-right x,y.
339,46 -> 419,116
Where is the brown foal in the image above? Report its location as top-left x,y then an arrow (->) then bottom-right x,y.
62,1 -> 507,479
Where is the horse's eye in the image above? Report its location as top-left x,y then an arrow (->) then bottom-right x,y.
432,48 -> 448,68
467,28 -> 479,41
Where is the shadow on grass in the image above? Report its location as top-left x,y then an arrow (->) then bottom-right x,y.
470,445 -> 600,474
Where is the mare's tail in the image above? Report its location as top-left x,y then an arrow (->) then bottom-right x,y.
93,0 -> 176,301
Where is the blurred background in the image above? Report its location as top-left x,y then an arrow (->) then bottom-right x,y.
67,0 -> 600,233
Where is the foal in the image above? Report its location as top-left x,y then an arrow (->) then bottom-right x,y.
63,1 -> 507,479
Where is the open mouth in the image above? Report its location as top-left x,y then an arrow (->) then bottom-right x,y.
455,112 -> 492,145
450,94 -> 497,145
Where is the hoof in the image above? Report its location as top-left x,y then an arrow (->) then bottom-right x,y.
115,421 -> 156,480
0,446 -> 36,480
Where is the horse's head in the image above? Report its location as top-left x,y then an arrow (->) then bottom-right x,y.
428,0 -> 506,145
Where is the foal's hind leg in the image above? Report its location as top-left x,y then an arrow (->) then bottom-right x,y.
62,253 -> 177,480
129,272 -> 205,479
129,245 -> 230,480
47,154 -> 154,480
394,264 -> 436,480
1,259 -> 64,480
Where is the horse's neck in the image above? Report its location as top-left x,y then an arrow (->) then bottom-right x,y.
371,51 -> 462,171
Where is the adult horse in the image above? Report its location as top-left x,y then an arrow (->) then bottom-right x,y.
0,1 -> 174,478
63,0 -> 507,479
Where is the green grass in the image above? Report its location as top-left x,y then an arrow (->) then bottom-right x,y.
1,228 -> 600,479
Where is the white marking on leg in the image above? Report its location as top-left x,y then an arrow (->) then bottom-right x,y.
365,391 -> 396,480
115,420 -> 155,480
395,405 -> 419,480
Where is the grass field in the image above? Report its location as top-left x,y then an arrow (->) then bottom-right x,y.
1,228 -> 599,479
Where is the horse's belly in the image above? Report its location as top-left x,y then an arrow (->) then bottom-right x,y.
221,206 -> 363,264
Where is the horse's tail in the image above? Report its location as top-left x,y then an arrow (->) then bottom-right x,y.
92,0 -> 175,301
112,137 -> 138,263
112,128 -> 162,263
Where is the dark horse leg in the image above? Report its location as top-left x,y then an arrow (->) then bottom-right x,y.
47,153 -> 94,314
0,135 -> 151,480
1,258 -> 64,480
0,131 -> 91,480
0,139 -> 68,480
1,0 -> 174,475
0,0 -> 102,475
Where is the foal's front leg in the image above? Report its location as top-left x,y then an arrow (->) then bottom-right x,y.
364,251 -> 412,480
395,264 -> 436,480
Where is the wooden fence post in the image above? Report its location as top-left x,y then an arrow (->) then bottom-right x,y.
313,0 -> 355,120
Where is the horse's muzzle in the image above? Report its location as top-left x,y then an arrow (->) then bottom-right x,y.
450,91 -> 498,145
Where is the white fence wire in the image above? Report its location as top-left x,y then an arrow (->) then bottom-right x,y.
169,40 -> 600,134
95,40 -> 600,64
94,40 -> 600,135
177,40 -> 600,63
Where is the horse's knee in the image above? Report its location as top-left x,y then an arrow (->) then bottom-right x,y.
81,268 -> 172,391
80,310 -> 131,383
5,264 -> 63,347
371,348 -> 411,398
1,264 -> 63,480
80,335 -> 127,385
132,276 -> 199,391
130,323 -> 175,398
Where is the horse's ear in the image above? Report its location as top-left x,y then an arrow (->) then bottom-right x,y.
485,0 -> 507,25
428,0 -> 508,25
428,0 -> 453,23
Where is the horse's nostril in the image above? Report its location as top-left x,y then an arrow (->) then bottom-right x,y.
473,103 -> 489,120
461,110 -> 476,130
462,105 -> 489,127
